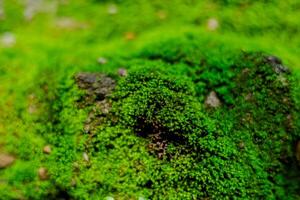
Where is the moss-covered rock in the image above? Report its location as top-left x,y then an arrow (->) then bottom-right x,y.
42,41 -> 299,199
1,34 -> 299,200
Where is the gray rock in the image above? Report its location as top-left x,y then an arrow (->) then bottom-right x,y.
75,73 -> 116,134
265,55 -> 290,74
75,73 -> 115,100
76,72 -> 98,85
266,55 -> 282,65
205,91 -> 221,108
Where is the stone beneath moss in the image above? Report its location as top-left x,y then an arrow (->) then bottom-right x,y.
75,73 -> 115,134
38,35 -> 300,200
75,72 -> 115,102
63,52 -> 300,199
0,154 -> 15,169
265,55 -> 290,74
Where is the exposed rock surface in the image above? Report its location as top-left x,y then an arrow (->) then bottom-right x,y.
75,72 -> 115,102
75,73 -> 116,134
265,55 -> 290,74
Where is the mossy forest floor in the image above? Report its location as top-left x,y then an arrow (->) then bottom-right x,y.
0,0 -> 300,199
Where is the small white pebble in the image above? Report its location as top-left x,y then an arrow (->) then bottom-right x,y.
83,152 -> 89,162
107,4 -> 118,15
0,32 -> 16,47
97,57 -> 108,64
205,91 -> 221,108
207,18 -> 219,31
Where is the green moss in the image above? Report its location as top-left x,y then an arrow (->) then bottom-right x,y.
113,66 -> 209,143
1,1 -> 300,197
103,49 -> 299,199
34,37 -> 298,199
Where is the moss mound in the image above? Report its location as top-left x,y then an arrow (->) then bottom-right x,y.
42,36 -> 299,199
1,34 -> 300,200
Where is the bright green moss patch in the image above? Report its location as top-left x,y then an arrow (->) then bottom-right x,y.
113,66 -> 208,144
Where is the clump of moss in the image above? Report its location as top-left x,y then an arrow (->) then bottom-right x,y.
43,43 -> 299,199
105,55 -> 299,199
112,67 -> 213,152
132,35 -> 300,198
